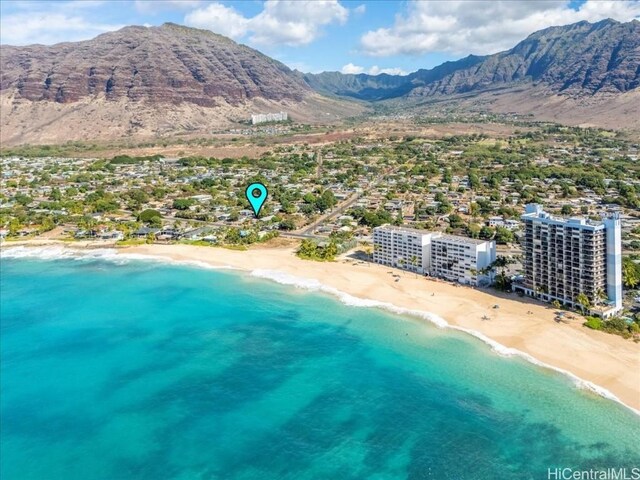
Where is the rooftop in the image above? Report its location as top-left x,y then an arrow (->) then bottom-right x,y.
373,225 -> 434,235
521,203 -> 618,229
431,234 -> 493,246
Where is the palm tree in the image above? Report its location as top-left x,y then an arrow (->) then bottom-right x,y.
410,255 -> 419,278
469,268 -> 478,281
398,258 -> 406,274
575,292 -> 591,315
372,243 -> 380,264
594,288 -> 608,307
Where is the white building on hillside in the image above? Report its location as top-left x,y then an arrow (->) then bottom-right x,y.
251,111 -> 288,125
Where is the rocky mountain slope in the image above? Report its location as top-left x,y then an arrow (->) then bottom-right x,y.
409,19 -> 640,98
0,23 -> 361,145
301,56 -> 486,101
1,23 -> 312,106
1,19 -> 638,145
303,19 -> 640,128
306,19 -> 640,100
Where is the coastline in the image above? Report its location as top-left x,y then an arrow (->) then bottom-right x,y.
2,240 -> 639,413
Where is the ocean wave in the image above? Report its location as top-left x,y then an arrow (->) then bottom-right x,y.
250,268 -> 640,416
250,269 -> 449,328
448,325 -> 632,410
0,245 -> 235,271
1,245 -> 121,261
3,247 -> 636,415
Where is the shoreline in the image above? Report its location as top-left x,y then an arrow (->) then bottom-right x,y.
2,240 -> 639,413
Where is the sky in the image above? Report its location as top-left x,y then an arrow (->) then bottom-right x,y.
1,0 -> 639,75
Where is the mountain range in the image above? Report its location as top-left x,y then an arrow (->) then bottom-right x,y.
1,19 -> 639,145
304,19 -> 640,100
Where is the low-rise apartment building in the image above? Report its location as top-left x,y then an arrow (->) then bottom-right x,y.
372,225 -> 496,286
429,235 -> 496,286
372,226 -> 434,275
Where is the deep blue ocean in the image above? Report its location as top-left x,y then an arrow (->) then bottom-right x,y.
1,251 -> 639,480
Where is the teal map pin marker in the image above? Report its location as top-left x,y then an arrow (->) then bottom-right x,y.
245,182 -> 268,218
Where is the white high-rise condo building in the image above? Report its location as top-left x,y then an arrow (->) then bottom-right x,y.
372,226 -> 496,286
515,204 -> 622,317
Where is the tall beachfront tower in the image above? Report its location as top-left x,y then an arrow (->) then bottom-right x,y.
517,204 -> 622,317
603,214 -> 623,312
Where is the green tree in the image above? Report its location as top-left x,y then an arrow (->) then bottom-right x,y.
448,214 -> 464,229
494,227 -> 514,244
39,216 -> 56,233
622,257 -> 640,288
138,209 -> 162,224
583,317 -> 603,330
279,218 -> 296,231
302,193 -> 316,204
466,223 -> 481,239
8,218 -> 22,236
225,228 -> 241,244
315,190 -> 337,213
479,226 -> 494,240
49,187 -> 62,201
575,292 -> 591,314
14,193 -> 32,206
127,189 -> 149,209
297,239 -> 318,259
173,198 -> 195,210
323,241 -> 338,260
469,202 -> 480,218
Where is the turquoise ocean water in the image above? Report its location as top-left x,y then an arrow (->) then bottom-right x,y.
1,250 -> 639,480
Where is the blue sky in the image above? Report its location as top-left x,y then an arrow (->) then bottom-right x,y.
1,1 -> 639,75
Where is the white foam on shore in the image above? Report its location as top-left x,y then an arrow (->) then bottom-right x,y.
0,245 -> 236,271
250,268 -> 640,416
250,269 -> 448,327
1,245 -> 120,261
3,245 -> 637,416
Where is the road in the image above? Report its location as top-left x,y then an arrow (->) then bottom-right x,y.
294,159 -> 397,237
296,191 -> 361,236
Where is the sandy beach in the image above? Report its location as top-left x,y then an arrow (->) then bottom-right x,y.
3,240 -> 639,412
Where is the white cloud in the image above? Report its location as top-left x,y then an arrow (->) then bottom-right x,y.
360,0 -> 640,56
354,4 -> 366,15
368,66 -> 408,76
341,63 -> 408,76
184,0 -> 348,46
184,3 -> 249,39
0,12 -> 123,45
341,63 -> 365,74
